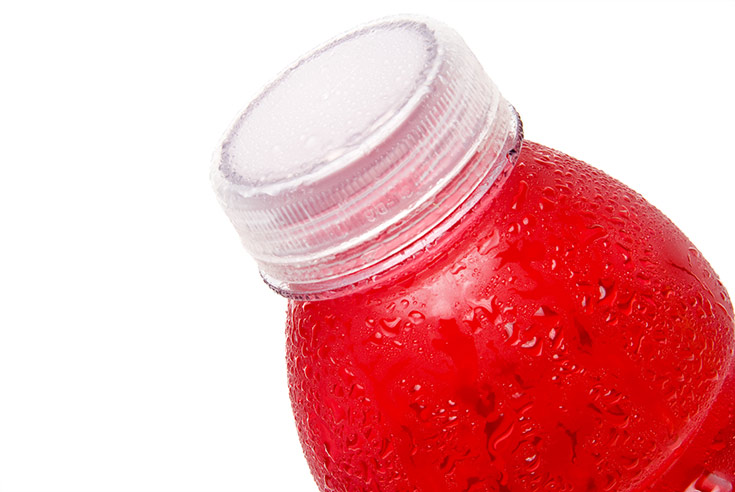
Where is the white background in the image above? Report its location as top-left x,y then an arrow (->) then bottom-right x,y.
1,1 -> 733,491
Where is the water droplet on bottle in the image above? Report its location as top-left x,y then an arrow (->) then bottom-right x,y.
380,317 -> 401,336
478,231 -> 499,255
305,135 -> 318,148
504,322 -> 515,339
512,180 -> 529,210
534,305 -> 558,317
521,337 -> 538,349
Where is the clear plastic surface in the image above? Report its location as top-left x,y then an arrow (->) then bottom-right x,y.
211,16 -> 520,296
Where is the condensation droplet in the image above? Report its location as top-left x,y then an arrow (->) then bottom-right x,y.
409,311 -> 426,324
521,337 -> 538,349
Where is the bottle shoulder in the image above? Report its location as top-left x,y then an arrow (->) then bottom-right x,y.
290,138 -> 733,343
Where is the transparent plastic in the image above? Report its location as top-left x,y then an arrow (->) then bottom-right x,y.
212,15 -> 735,492
211,16 -> 519,296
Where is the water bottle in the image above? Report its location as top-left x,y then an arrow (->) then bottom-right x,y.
211,16 -> 734,492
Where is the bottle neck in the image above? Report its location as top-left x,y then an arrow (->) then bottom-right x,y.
264,104 -> 523,300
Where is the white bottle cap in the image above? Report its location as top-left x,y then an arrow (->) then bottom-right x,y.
212,16 -> 520,296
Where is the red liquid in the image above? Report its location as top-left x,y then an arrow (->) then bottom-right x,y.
286,141 -> 735,492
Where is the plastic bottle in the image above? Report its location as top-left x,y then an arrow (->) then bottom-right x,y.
211,16 -> 734,492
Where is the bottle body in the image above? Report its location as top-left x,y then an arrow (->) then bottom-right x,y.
286,141 -> 735,492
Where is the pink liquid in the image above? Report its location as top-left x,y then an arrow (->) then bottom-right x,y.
286,141 -> 735,492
